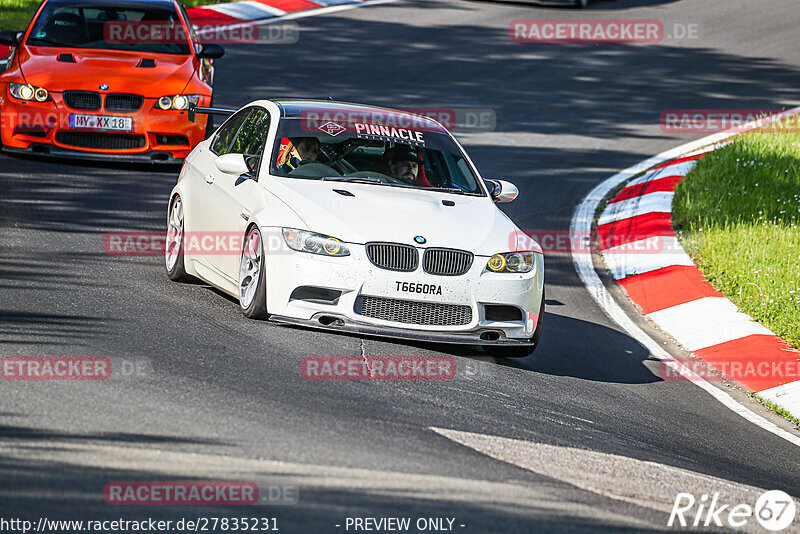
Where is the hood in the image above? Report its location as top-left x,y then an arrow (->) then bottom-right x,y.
268,178 -> 522,256
18,46 -> 195,96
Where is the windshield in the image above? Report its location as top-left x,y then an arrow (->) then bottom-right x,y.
26,2 -> 191,55
270,117 -> 485,195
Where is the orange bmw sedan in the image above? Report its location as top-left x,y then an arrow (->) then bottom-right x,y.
0,0 -> 224,163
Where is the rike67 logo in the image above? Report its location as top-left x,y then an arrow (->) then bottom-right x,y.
669,490 -> 797,531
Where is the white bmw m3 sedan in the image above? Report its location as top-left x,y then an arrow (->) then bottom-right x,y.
165,100 -> 544,356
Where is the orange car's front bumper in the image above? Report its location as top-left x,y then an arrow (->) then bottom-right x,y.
0,91 -> 208,163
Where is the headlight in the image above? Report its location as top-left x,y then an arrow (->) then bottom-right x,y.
9,83 -> 49,102
486,252 -> 535,273
282,228 -> 350,257
156,94 -> 200,110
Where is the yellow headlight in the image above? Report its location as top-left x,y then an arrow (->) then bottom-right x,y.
34,87 -> 49,102
323,238 -> 342,255
487,254 -> 506,272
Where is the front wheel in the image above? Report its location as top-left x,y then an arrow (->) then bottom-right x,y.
165,195 -> 191,282
239,226 -> 268,319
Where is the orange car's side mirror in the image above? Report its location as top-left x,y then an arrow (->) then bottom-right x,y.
0,30 -> 21,47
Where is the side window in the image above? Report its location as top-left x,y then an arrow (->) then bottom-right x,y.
177,3 -> 198,47
229,108 -> 270,156
210,109 -> 251,155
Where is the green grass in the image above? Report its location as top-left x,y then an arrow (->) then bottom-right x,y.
0,0 -> 43,31
749,392 -> 800,428
0,0 -> 226,32
673,123 -> 800,350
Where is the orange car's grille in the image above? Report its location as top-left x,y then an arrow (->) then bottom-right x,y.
56,132 -> 146,150
63,91 -> 101,111
105,94 -> 144,113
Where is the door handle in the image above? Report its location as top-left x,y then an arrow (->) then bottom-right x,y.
205,174 -> 214,184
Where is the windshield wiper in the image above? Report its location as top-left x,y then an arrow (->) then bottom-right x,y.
322,176 -> 383,184
427,186 -> 468,195
26,37 -> 75,47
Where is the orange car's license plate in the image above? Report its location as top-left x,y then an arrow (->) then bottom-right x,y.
69,114 -> 133,132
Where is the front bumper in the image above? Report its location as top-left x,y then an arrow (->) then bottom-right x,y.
262,229 -> 545,344
2,144 -> 183,164
270,314 -> 538,346
0,91 -> 207,162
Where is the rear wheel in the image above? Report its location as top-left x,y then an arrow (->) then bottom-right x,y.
165,195 -> 191,282
483,294 -> 544,358
239,226 -> 268,319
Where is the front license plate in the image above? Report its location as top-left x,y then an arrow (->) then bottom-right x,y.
395,281 -> 443,296
69,114 -> 133,132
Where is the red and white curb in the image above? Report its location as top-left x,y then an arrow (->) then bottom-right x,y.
573,107 -> 800,447
0,0 -> 392,65
185,0 -> 383,28
597,153 -> 800,413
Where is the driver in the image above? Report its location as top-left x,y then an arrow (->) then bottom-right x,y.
388,147 -> 421,185
282,137 -> 320,173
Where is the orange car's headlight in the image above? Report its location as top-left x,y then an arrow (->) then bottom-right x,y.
155,95 -> 200,110
9,83 -> 50,102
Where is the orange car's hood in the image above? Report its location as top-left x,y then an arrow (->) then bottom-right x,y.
18,46 -> 196,97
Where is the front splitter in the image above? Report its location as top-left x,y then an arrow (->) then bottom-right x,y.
269,313 -> 535,347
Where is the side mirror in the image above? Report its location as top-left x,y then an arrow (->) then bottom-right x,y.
197,43 -> 225,60
215,153 -> 250,175
245,154 -> 260,174
0,30 -> 21,47
487,179 -> 519,203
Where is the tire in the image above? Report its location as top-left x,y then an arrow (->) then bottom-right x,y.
239,226 -> 268,319
483,293 -> 545,358
165,195 -> 192,282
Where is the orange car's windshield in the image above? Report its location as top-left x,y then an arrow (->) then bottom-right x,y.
27,2 -> 192,55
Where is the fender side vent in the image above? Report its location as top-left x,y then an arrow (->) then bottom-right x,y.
290,286 -> 342,305
137,58 -> 156,68
484,305 -> 523,322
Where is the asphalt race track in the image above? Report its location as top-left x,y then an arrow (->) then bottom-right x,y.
2,0 -> 800,532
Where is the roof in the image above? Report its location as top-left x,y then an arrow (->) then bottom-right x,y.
273,100 -> 450,134
45,0 -> 177,8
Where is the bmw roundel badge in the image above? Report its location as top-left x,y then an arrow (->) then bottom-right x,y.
99,84 -> 109,91
414,236 -> 426,244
